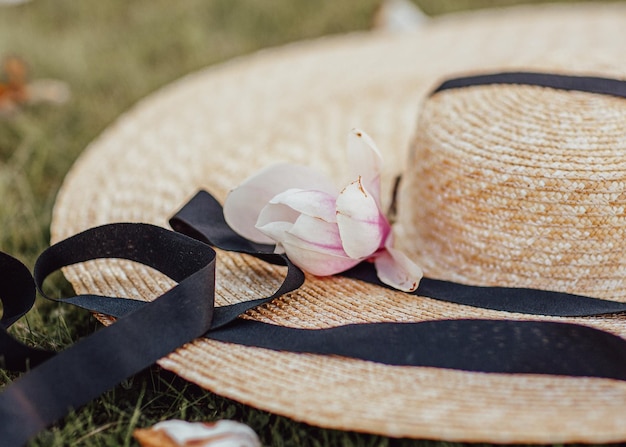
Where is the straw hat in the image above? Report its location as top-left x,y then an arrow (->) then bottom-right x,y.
51,3 -> 626,444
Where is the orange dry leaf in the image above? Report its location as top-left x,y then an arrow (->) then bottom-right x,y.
0,56 -> 29,112
0,55 -> 70,114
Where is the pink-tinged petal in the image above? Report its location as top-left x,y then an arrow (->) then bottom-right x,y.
288,214 -> 346,257
347,128 -> 383,206
256,198 -> 300,229
224,163 -> 338,243
278,214 -> 360,275
374,245 -> 423,292
282,240 -> 361,275
255,220 -> 293,253
268,188 -> 337,223
336,177 -> 387,259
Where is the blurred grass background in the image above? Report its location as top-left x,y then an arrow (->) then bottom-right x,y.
0,0 -> 622,446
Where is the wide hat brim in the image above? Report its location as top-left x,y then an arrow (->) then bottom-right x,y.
52,3 -> 626,444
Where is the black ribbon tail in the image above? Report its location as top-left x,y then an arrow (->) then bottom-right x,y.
208,319 -> 626,380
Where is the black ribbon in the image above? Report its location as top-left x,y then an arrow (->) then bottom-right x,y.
2,72 -> 626,445
169,191 -> 306,329
210,319 -> 626,378
345,263 -> 626,317
1,193 -> 626,446
0,216 -> 305,445
1,224 -> 217,446
432,71 -> 626,99
0,252 -> 54,371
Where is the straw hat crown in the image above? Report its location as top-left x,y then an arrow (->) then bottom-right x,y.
398,75 -> 626,300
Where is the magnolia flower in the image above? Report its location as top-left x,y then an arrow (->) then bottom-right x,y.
223,129 -> 422,292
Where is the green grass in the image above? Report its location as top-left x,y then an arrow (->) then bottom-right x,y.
0,0 -> 622,446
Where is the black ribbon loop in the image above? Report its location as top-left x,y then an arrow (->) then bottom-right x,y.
0,218 -> 305,446
34,223 -> 215,318
1,224 -> 216,447
0,252 -> 36,328
0,252 -> 55,371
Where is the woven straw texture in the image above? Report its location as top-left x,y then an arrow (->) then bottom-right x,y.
52,3 -> 626,444
399,85 -> 626,300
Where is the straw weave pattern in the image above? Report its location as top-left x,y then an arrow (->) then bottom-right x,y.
399,85 -> 626,300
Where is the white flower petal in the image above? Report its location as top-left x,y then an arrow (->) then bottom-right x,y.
336,177 -> 387,259
348,128 -> 383,206
255,220 -> 293,245
374,243 -> 423,292
223,163 -> 338,243
281,238 -> 360,276
269,188 -> 337,222
146,420 -> 261,447
256,201 -> 300,229
269,214 -> 360,275
282,242 -> 361,275
288,214 -> 346,257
